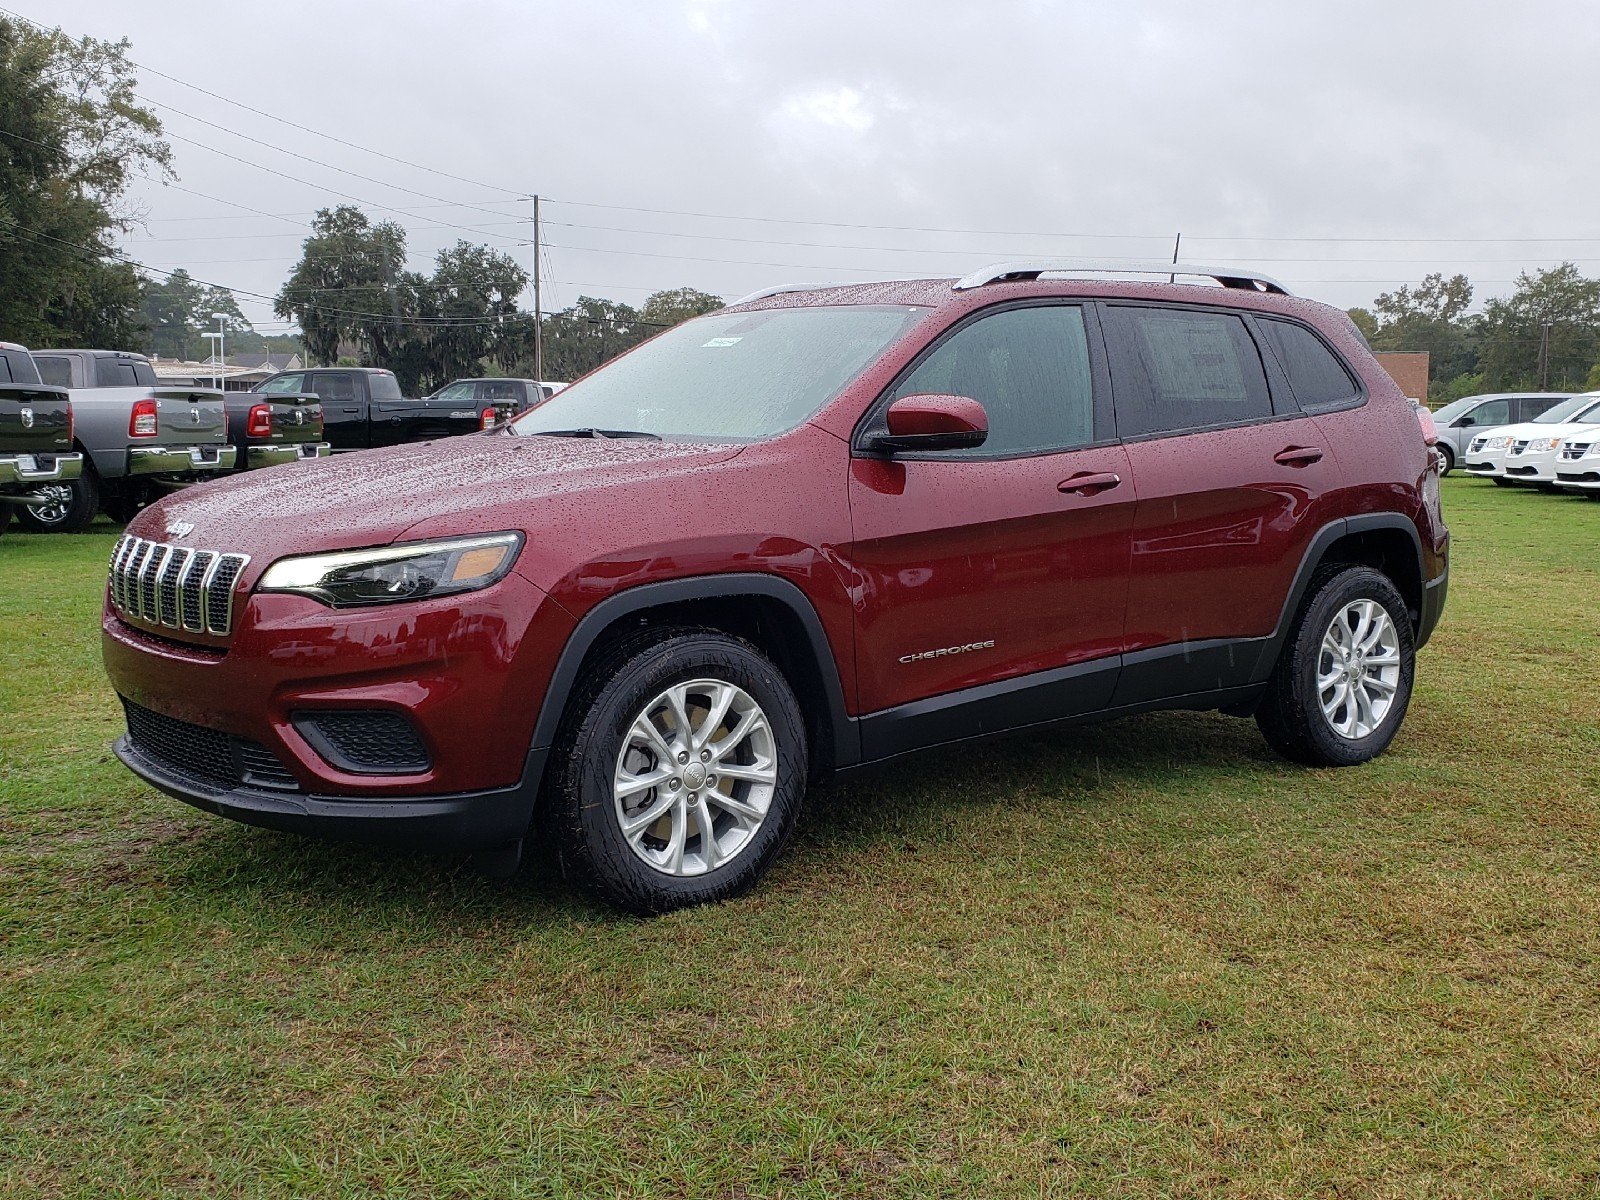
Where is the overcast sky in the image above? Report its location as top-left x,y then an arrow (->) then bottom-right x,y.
33,1 -> 1600,331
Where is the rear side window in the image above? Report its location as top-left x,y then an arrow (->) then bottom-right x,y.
0,356 -> 11,383
1521,397 -> 1559,420
1257,319 -> 1361,410
887,304 -> 1096,456
34,356 -> 71,387
1103,307 -> 1272,437
480,381 -> 522,400
368,373 -> 403,401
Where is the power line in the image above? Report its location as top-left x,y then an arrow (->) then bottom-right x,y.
0,3 -> 528,201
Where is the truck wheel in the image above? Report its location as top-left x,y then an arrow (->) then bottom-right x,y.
101,493 -> 148,525
1256,566 -> 1415,767
547,628 -> 807,914
15,470 -> 99,534
0,506 -> 11,537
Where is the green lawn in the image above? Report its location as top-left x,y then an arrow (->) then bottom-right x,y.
2,478 -> 1598,1198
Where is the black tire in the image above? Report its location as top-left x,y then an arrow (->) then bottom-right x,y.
1437,444 -> 1455,476
0,505 -> 11,537
14,469 -> 99,534
547,627 -> 807,914
100,492 -> 147,526
1492,477 -> 1518,488
1256,565 -> 1415,767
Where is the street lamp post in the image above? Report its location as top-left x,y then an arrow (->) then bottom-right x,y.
210,313 -> 229,390
201,331 -> 221,388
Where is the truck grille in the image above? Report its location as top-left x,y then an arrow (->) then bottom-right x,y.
122,699 -> 300,793
109,535 -> 249,636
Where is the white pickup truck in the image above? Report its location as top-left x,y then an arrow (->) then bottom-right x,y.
25,349 -> 235,531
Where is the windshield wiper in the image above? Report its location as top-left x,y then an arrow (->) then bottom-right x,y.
534,427 -> 662,441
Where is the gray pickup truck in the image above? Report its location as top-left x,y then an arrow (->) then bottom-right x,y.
0,342 -> 82,538
25,349 -> 236,531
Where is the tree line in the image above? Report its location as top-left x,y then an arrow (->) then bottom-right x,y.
6,14 -> 1600,401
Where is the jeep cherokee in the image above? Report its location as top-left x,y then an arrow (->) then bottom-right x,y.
103,261 -> 1449,913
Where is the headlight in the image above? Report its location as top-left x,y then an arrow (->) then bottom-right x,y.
1487,435 -> 1513,449
258,532 -> 523,607
1530,437 -> 1563,452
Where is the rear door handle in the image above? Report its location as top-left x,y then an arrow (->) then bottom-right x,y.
1273,445 -> 1324,467
1058,471 -> 1122,496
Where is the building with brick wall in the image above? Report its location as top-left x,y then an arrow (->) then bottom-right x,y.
1374,351 -> 1430,406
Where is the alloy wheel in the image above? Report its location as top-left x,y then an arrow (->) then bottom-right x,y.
28,484 -> 73,526
612,678 -> 777,877
1317,600 -> 1402,739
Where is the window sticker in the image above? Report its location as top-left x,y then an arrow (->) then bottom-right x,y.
701,336 -> 743,348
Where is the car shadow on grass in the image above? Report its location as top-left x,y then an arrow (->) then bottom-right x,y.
137,708 -> 1289,926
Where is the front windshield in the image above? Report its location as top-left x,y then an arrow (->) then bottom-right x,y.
1431,396 -> 1488,422
1534,393 -> 1600,423
509,304 -> 926,441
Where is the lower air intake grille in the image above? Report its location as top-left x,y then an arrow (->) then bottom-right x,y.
292,710 -> 432,775
122,699 -> 300,793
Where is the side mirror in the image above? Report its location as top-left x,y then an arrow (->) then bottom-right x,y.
870,393 -> 988,453
1452,415 -> 1474,428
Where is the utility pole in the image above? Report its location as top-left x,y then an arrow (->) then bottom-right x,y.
531,194 -> 543,384
1537,320 -> 1553,391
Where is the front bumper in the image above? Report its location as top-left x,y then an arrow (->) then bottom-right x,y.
127,444 -> 237,476
1463,449 -> 1508,477
115,731 -> 544,850
1554,466 -> 1600,490
1502,447 -> 1562,482
0,451 -> 83,497
245,441 -> 332,469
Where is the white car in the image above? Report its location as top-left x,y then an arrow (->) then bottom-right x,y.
1463,392 -> 1600,484
1554,434 -> 1600,496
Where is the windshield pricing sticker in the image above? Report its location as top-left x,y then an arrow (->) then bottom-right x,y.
702,336 -> 743,348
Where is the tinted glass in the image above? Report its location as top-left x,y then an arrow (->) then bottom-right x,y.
95,358 -> 141,387
257,373 -> 304,394
886,305 -> 1095,455
480,381 -> 522,400
311,373 -> 357,402
511,305 -> 924,442
368,372 -> 403,400
1533,393 -> 1600,423
34,356 -> 71,387
1104,307 -> 1271,437
0,356 -> 11,383
436,381 -> 475,400
1467,399 -> 1511,426
1258,319 -> 1360,410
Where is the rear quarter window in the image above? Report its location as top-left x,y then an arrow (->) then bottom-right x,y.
1257,319 -> 1362,411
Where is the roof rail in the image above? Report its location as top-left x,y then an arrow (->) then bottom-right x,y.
952,260 -> 1291,296
726,281 -> 851,307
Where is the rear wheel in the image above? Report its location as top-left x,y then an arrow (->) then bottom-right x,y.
101,491 -> 148,525
0,506 -> 11,537
547,629 -> 807,914
14,470 -> 99,534
1256,566 -> 1415,767
1436,444 -> 1454,476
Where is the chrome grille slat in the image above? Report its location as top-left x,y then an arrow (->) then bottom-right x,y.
107,535 -> 250,637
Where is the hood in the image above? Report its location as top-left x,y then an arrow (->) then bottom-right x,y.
131,433 -> 745,559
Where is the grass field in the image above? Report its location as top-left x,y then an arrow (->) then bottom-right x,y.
2,476 -> 1598,1198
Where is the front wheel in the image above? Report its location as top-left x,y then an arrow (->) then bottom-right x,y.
547,629 -> 808,914
1256,566 -> 1415,767
14,471 -> 99,534
1436,444 -> 1454,476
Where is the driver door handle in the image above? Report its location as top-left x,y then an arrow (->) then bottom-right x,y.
1058,471 -> 1122,496
1274,445 -> 1324,467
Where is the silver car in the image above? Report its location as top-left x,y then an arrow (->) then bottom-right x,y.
1429,392 -> 1571,475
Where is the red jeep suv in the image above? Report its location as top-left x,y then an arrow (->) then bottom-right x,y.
103,261 -> 1448,913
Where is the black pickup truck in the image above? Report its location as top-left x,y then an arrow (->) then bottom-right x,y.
254,367 -> 517,450
0,342 -> 81,537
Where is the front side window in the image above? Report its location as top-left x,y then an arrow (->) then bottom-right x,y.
435,381 -> 475,400
257,373 -> 304,394
1466,399 -> 1511,427
885,304 -> 1096,456
1257,319 -> 1361,410
311,373 -> 357,403
510,305 -> 925,442
1104,307 -> 1272,437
